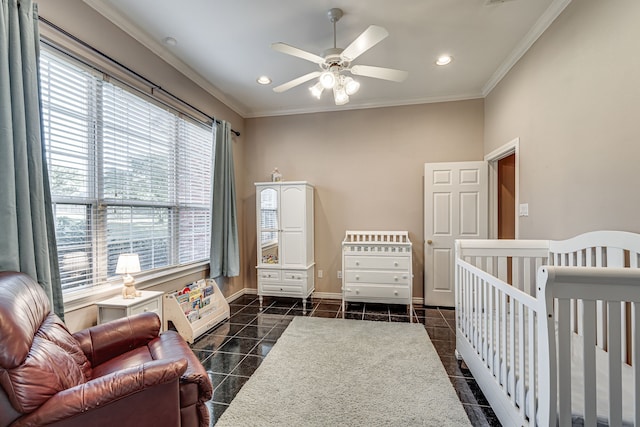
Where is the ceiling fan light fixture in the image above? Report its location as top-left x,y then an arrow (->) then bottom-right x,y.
344,77 -> 360,95
334,86 -> 349,105
319,71 -> 336,89
309,81 -> 324,99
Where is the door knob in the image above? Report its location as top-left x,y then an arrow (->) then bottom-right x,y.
427,240 -> 433,244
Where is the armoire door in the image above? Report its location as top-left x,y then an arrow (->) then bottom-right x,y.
280,184 -> 306,267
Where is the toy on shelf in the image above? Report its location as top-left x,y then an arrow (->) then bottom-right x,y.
163,278 -> 230,343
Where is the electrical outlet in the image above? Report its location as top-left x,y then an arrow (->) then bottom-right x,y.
337,271 -> 342,279
317,269 -> 323,278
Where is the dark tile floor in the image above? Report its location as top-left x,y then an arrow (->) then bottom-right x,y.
189,295 -> 501,426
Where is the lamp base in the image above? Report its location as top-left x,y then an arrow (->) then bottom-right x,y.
122,275 -> 142,299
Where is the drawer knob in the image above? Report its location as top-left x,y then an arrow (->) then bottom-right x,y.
394,276 -> 399,281
355,290 -> 360,294
394,262 -> 398,267
355,275 -> 360,280
280,288 -> 283,291
355,261 -> 360,266
144,308 -> 149,312
394,290 -> 399,296
403,275 -> 408,279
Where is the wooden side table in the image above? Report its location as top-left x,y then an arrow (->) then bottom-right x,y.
97,290 -> 164,329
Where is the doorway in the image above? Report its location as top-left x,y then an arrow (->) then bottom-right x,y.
486,138 -> 519,240
498,153 -> 516,240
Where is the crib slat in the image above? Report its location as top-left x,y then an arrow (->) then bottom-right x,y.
523,258 -> 532,297
596,247 -> 603,267
498,257 -> 507,283
583,300 -> 597,426
475,274 -> 480,351
528,309 -> 536,424
596,301 -> 607,350
557,299 -> 572,426
607,301 -> 622,427
517,302 -> 525,419
489,284 -> 495,375
509,299 -> 516,405
633,302 -> 640,427
501,292 -> 507,388
483,278 -> 488,364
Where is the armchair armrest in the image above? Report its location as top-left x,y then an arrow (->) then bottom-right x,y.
72,312 -> 161,366
12,358 -> 187,427
149,331 -> 213,401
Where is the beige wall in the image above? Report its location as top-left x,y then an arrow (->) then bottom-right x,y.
244,100 -> 484,298
37,0 -> 249,323
485,0 -> 640,239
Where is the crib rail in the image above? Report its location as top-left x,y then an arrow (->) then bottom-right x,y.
539,266 -> 640,427
456,233 -> 640,427
456,239 -> 548,297
456,242 -> 549,426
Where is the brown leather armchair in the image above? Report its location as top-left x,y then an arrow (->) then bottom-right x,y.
0,272 -> 212,427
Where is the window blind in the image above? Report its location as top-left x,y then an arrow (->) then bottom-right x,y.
40,47 -> 213,292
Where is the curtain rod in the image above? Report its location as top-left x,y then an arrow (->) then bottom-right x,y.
38,16 -> 240,137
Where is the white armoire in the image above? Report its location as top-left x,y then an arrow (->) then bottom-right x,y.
255,182 -> 314,311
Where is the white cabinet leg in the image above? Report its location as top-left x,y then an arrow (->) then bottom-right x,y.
302,298 -> 307,314
259,295 -> 263,310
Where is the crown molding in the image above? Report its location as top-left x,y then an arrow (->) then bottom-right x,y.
482,0 -> 572,96
82,0 -> 249,118
245,92 -> 484,118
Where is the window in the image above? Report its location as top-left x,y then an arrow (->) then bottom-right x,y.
40,47 -> 213,292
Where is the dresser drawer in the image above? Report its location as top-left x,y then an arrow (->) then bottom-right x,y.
260,282 -> 303,296
283,270 -> 307,282
344,270 -> 410,285
344,255 -> 409,270
257,269 -> 281,281
343,283 -> 410,301
130,297 -> 160,316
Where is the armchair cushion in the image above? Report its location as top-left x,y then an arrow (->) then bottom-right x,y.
12,358 -> 187,427
72,312 -> 160,367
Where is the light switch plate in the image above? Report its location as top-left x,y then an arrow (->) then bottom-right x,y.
519,203 -> 529,217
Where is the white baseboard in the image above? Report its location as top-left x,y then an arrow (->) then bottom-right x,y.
227,288 -> 425,306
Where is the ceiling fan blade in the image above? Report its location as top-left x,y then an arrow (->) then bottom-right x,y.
273,71 -> 322,93
350,65 -> 408,82
271,42 -> 325,65
341,25 -> 389,62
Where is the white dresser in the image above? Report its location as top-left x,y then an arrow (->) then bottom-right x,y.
342,231 -> 413,319
255,182 -> 315,311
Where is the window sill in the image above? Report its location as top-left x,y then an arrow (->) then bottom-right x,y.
62,260 -> 209,313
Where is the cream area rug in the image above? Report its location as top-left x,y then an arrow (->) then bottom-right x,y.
216,317 -> 470,426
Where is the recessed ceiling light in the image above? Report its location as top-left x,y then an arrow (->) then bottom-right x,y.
436,55 -> 453,66
257,76 -> 272,85
163,37 -> 177,46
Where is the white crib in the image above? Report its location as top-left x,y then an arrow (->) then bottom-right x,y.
455,231 -> 640,426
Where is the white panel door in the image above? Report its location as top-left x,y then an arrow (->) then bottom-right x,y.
424,161 -> 488,306
280,185 -> 305,267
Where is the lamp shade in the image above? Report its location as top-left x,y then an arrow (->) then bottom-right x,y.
116,253 -> 141,275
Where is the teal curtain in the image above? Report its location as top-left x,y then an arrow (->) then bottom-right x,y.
210,120 -> 240,279
0,0 -> 64,317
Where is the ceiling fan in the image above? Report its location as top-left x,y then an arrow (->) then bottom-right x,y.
271,8 -> 408,105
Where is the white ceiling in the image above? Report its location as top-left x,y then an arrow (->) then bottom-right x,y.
83,0 -> 570,118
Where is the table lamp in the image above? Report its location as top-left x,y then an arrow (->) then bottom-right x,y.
116,253 -> 141,298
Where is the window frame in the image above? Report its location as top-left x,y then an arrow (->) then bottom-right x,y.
39,43 -> 214,303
